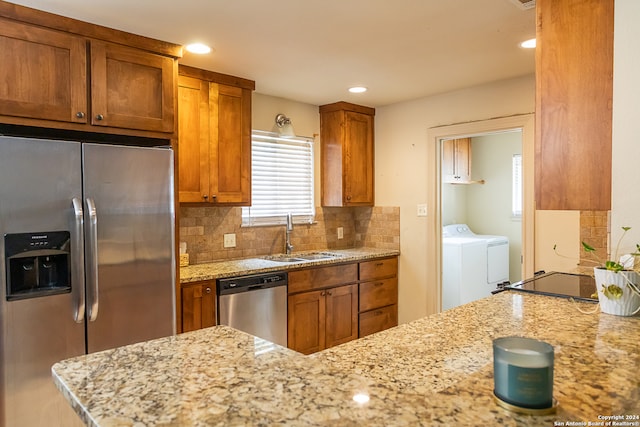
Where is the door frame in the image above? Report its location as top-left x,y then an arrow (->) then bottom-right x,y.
426,114 -> 535,314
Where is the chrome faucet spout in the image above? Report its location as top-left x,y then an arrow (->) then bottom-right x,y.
285,213 -> 294,254
286,212 -> 293,232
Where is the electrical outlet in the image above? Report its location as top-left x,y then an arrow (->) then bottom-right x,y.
417,204 -> 428,217
337,227 -> 344,239
223,233 -> 236,248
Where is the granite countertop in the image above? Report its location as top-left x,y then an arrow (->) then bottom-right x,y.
180,247 -> 400,283
52,291 -> 640,426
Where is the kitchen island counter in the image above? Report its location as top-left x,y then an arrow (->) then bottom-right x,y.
52,291 -> 640,426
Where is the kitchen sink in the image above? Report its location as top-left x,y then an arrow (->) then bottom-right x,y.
262,252 -> 344,263
263,256 -> 306,263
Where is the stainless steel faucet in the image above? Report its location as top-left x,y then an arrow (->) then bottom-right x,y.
285,212 -> 294,255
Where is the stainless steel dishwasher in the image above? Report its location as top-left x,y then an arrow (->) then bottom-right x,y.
217,272 -> 288,347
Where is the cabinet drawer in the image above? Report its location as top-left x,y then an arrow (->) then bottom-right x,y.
359,257 -> 398,281
288,263 -> 358,294
359,305 -> 397,338
359,278 -> 398,312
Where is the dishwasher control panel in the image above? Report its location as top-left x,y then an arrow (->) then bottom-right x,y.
217,272 -> 288,295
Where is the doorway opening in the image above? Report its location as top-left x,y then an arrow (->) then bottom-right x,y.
425,114 -> 534,314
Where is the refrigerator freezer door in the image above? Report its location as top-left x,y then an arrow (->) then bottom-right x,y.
82,143 -> 176,353
0,136 -> 86,427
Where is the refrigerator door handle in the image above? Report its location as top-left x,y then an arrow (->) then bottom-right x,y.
86,197 -> 99,322
72,198 -> 85,323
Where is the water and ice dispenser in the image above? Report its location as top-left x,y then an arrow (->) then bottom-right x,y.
4,231 -> 71,301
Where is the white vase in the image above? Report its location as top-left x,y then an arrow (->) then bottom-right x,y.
593,268 -> 640,316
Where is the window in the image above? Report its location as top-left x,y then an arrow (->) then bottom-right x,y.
512,154 -> 522,218
242,130 -> 314,226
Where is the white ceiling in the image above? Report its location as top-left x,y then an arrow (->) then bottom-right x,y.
7,0 -> 536,107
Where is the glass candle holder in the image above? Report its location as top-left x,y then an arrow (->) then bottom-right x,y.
493,336 -> 554,410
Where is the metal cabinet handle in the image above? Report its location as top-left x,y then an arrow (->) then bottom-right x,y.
71,198 -> 85,323
95,114 -> 104,121
346,195 -> 352,201
374,282 -> 384,287
86,198 -> 99,322
375,262 -> 384,267
321,291 -> 326,296
327,290 -> 332,296
203,195 -> 208,200
76,112 -> 85,119
205,287 -> 211,294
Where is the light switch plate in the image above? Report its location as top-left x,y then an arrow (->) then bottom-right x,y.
417,204 -> 428,217
223,233 -> 236,248
337,227 -> 344,239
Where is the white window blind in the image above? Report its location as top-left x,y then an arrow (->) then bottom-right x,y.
512,154 -> 522,218
242,130 -> 315,226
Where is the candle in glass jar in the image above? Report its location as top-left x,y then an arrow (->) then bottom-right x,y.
493,336 -> 554,409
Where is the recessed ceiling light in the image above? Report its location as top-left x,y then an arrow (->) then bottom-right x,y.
520,38 -> 536,49
185,43 -> 212,54
348,86 -> 367,93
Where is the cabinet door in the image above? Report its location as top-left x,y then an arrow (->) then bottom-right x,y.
209,83 -> 251,205
182,283 -> 215,333
178,75 -> 210,203
0,19 -> 87,124
442,138 -> 471,183
325,284 -> 358,348
535,0 -> 613,210
288,290 -> 325,355
344,111 -> 374,205
91,41 -> 175,132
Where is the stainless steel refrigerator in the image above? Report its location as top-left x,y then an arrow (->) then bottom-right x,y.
0,135 -> 176,426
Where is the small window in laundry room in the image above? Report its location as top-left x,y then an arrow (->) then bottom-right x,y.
242,130 -> 315,226
512,154 -> 522,218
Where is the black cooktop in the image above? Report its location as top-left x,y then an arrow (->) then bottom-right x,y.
504,271 -> 598,303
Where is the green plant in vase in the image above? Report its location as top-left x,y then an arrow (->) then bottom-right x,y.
555,227 -> 640,316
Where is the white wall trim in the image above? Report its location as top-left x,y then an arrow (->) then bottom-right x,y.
426,113 -> 535,313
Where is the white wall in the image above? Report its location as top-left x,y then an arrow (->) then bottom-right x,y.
375,75 -> 535,323
611,0 -> 640,251
467,132 -> 522,283
441,184 -> 467,226
252,93 -> 322,206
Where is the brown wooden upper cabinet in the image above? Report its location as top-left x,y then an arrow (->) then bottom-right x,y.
177,66 -> 254,205
535,0 -> 614,210
442,138 -> 471,183
320,102 -> 375,207
0,9 -> 179,137
90,42 -> 175,133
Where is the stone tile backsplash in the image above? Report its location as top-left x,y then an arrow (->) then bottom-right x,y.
179,206 -> 400,265
579,210 -> 609,267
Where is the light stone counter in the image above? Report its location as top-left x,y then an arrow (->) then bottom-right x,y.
179,247 -> 400,283
52,291 -> 640,426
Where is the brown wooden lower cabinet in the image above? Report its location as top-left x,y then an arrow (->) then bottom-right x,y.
325,284 -> 359,348
288,283 -> 358,355
358,257 -> 399,337
181,281 -> 216,333
359,305 -> 398,338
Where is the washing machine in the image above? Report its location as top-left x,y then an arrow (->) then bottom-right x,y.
442,224 -> 509,310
